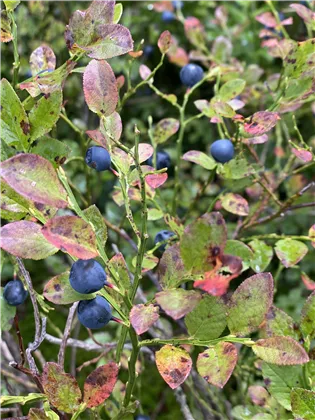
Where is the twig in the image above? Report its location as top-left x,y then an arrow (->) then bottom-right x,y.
174,386 -> 195,420
58,302 -> 79,368
1,369 -> 38,391
105,218 -> 138,251
13,314 -> 25,366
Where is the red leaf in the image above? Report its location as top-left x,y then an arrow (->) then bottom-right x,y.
301,272 -> 315,291
130,304 -> 160,335
0,221 -> 58,260
42,216 -> 99,259
244,111 -> 280,135
83,59 -> 118,116
158,30 -> 172,53
290,3 -> 315,24
292,148 -> 313,162
156,289 -> 201,320
145,171 -> 168,189
194,272 -> 237,296
86,129 -> 109,149
255,12 -> 278,28
156,345 -> 192,389
84,362 -> 119,408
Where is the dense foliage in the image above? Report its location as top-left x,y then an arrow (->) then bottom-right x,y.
1,1 -> 315,419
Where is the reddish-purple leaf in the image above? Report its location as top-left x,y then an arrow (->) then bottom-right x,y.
252,337 -> 309,365
291,148 -> 313,162
156,345 -> 192,389
42,362 -> 82,413
145,171 -> 168,189
301,272 -> 315,291
83,59 -> 118,116
84,362 -> 119,408
0,221 -> 58,260
244,134 -> 269,144
100,111 -> 122,143
248,386 -> 270,407
184,16 -> 206,48
255,12 -> 278,28
167,46 -> 189,67
86,129 -> 109,149
131,143 -> 153,163
221,193 -> 249,216
194,272 -> 234,296
158,30 -> 171,53
290,3 -> 315,24
88,24 -> 133,59
30,45 -> 56,76
156,289 -> 201,320
41,216 -> 99,259
197,342 -> 238,388
244,112 -> 280,136
227,273 -> 274,335
130,304 -> 160,335
0,154 -> 68,208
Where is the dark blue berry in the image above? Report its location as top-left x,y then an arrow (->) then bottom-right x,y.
147,150 -> 171,170
85,146 -> 111,172
172,0 -> 183,8
162,10 -> 175,22
77,296 -> 112,329
3,280 -> 28,306
69,259 -> 107,294
154,230 -> 175,252
135,416 -> 151,420
180,64 -> 204,88
210,139 -> 235,164
143,45 -> 154,57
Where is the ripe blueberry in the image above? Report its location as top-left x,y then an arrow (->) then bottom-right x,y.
69,259 -> 107,294
3,279 -> 28,306
162,10 -> 175,22
85,146 -> 111,172
143,45 -> 154,57
77,296 -> 112,329
135,416 -> 151,420
154,230 -> 175,252
210,139 -> 235,163
147,150 -> 171,170
180,64 -> 204,88
172,0 -> 183,8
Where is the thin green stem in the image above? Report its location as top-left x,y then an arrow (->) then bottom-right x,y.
8,10 -> 20,88
240,234 -> 313,242
266,0 -> 290,39
139,335 -> 254,348
123,328 -> 139,407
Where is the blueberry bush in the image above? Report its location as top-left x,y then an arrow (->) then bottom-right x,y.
1,1 -> 315,419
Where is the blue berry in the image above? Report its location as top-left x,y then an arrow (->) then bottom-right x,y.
143,45 -> 154,57
172,0 -> 183,8
70,259 -> 107,294
147,150 -> 171,170
135,416 -> 151,420
180,64 -> 204,87
154,230 -> 175,252
3,280 -> 28,306
210,139 -> 235,164
162,10 -> 175,22
77,296 -> 112,329
85,146 -> 111,172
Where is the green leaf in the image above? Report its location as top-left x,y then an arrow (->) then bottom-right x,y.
224,240 -> 253,271
211,99 -> 235,118
0,221 -> 59,260
300,291 -> 315,339
275,239 -> 308,268
0,288 -> 16,331
28,91 -> 63,142
0,154 -> 68,208
291,388 -> 315,420
266,306 -> 299,340
108,253 -> 131,293
0,78 -> 30,149
284,38 -> 315,79
217,158 -> 255,180
248,239 -> 273,273
42,362 -> 82,413
227,273 -> 274,336
132,253 -> 159,273
0,393 -> 47,406
221,193 -> 249,216
84,362 -> 119,408
197,342 -> 238,388
43,271 -> 95,305
4,0 -> 20,11
252,337 -> 309,365
1,11 -> 13,42
158,244 -> 187,289
212,36 -> 232,62
156,345 -> 192,389
156,289 -> 201,320
42,216 -> 99,260
129,304 -> 160,335
164,214 -> 185,238
151,118 -> 180,145
182,150 -> 217,170
31,137 -> 71,167
180,212 -> 227,274
218,79 -> 246,102
148,208 -> 163,221
185,294 -> 227,340
262,363 -> 303,410
83,205 -> 107,246
113,3 -> 123,23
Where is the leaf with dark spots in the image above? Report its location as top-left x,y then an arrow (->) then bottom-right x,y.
221,193 -> 249,216
182,150 -> 217,170
180,212 -> 227,274
275,239 -> 308,268
84,362 -> 119,408
43,271 -> 95,305
42,216 -> 99,259
252,337 -> 309,365
0,154 -> 68,208
266,306 -> 299,340
227,273 -> 274,336
158,244 -> 187,289
129,304 -> 160,335
197,342 -> 238,388
30,45 -> 56,76
151,118 -> 180,145
291,388 -> 315,420
0,221 -> 58,260
155,345 -> 192,389
156,289 -> 201,320
42,362 -> 82,413
1,10 -> 13,42
248,386 -> 270,407
244,111 -> 280,136
108,252 -> 131,293
158,30 -> 171,53
284,38 -> 315,79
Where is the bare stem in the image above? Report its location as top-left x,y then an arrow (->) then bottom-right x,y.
58,302 -> 79,368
